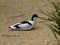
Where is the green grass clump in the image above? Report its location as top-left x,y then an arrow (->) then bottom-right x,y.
47,1 -> 60,35
39,0 -> 60,45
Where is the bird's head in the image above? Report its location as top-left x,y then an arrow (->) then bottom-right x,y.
32,14 -> 39,18
31,14 -> 40,21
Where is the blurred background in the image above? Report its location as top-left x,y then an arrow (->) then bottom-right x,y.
0,0 -> 60,45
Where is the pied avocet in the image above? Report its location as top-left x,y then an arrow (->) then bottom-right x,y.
9,14 -> 40,30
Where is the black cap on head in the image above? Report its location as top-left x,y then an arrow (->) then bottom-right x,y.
33,14 -> 38,17
31,14 -> 39,21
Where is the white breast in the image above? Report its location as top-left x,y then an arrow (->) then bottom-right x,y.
9,21 -> 35,30
19,21 -> 34,30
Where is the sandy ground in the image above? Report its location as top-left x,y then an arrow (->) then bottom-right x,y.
0,0 -> 60,45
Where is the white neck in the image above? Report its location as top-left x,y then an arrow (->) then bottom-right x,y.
33,17 -> 36,24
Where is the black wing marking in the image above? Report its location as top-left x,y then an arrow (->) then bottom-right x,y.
21,21 -> 32,26
14,24 -> 20,28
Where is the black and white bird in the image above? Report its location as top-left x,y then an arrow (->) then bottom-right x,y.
9,14 -> 40,30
